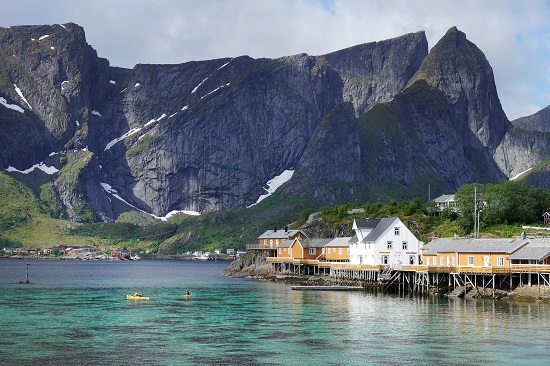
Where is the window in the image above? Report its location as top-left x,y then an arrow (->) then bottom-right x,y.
452,257 -> 456,265
394,227 -> 400,236
309,248 -> 315,255
402,242 -> 408,250
468,256 -> 474,266
327,248 -> 331,254
426,258 -> 430,265
338,248 -> 342,255
264,239 -> 267,245
278,248 -> 281,254
440,257 -> 444,266
497,257 -> 504,266
387,241 -> 393,250
347,248 -> 349,254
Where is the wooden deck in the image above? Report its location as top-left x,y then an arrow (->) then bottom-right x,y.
266,257 -> 550,274
291,285 -> 364,291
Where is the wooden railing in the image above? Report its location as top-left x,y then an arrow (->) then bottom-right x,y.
246,244 -> 277,250
265,258 -> 550,274
511,265 -> 550,273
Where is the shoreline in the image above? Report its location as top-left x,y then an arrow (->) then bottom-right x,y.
221,254 -> 550,304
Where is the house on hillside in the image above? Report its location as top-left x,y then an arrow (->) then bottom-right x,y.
349,217 -> 423,267
421,237 -> 528,268
434,194 -> 456,212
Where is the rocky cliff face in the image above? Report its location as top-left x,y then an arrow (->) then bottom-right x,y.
0,23 -> 548,222
512,105 -> 550,132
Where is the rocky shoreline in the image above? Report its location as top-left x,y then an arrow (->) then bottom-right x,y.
221,252 -> 550,303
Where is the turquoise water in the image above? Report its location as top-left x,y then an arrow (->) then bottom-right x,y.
1,260 -> 550,365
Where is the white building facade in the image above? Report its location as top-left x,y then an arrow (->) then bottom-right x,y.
348,217 -> 423,267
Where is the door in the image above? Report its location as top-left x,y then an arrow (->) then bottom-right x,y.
382,255 -> 389,265
484,256 -> 490,267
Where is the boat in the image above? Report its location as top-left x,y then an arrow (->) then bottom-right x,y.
291,286 -> 364,291
193,256 -> 209,261
126,294 -> 150,300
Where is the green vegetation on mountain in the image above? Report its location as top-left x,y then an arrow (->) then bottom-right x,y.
2,166 -> 550,253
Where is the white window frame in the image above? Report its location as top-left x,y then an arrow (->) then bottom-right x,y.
497,256 -> 504,266
338,248 -> 342,255
402,242 -> 408,250
440,257 -> 444,266
394,227 -> 400,236
468,256 -> 474,266
309,248 -> 315,255
387,241 -> 393,250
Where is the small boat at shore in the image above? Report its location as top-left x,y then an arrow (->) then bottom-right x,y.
127,294 -> 150,300
291,286 -> 364,291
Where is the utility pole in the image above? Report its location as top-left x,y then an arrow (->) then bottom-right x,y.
474,186 -> 477,239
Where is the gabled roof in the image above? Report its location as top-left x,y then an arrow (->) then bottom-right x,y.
326,237 -> 351,247
297,238 -> 333,248
278,239 -> 294,248
422,237 -> 527,255
362,217 -> 398,243
348,234 -> 359,243
434,194 -> 455,203
508,239 -> 550,260
258,229 -> 307,240
353,218 -> 380,230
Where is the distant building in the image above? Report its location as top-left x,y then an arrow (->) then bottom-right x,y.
434,194 -> 456,212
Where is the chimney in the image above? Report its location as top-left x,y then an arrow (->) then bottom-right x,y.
274,227 -> 277,232
521,232 -> 526,240
284,225 -> 288,232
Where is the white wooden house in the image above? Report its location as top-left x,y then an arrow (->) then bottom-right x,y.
348,217 -> 423,267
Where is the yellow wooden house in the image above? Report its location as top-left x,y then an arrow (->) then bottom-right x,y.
289,238 -> 332,260
258,227 -> 308,249
276,239 -> 293,259
325,237 -> 351,262
421,237 -> 528,268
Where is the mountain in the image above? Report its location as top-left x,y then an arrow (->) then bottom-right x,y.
1,23 -> 549,226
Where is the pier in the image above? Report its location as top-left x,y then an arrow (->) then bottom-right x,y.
266,257 -> 550,296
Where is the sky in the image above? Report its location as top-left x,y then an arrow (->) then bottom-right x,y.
1,0 -> 549,120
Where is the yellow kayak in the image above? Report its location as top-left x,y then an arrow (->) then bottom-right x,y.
127,295 -> 150,300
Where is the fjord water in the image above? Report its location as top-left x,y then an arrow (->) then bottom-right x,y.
1,260 -> 550,366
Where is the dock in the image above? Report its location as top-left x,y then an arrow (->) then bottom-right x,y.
291,285 -> 364,291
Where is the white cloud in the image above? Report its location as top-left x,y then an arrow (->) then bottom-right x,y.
0,0 -> 549,120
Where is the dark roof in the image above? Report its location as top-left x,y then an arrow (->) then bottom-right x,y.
363,217 -> 398,243
354,218 -> 380,229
